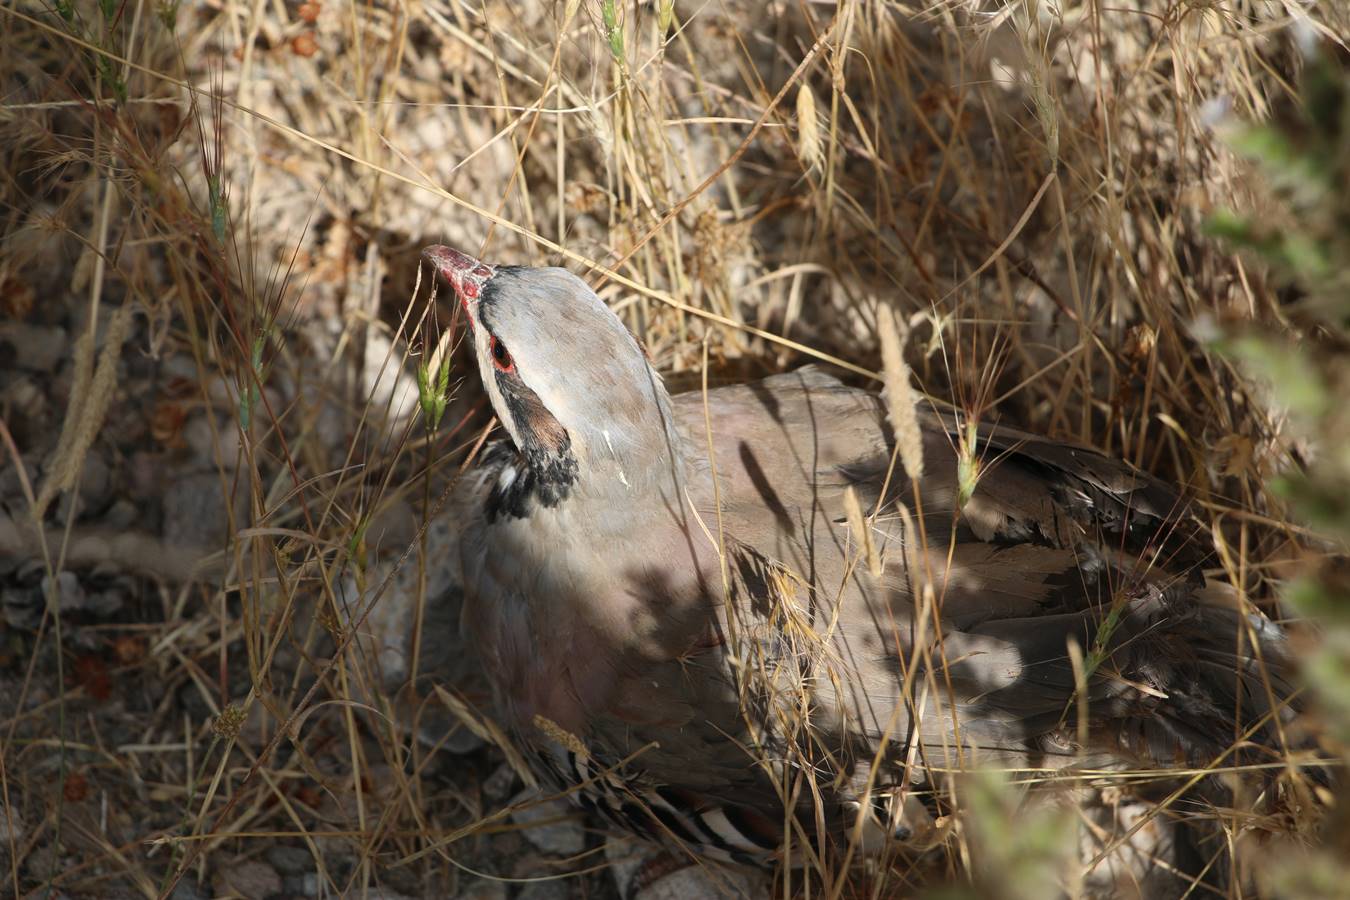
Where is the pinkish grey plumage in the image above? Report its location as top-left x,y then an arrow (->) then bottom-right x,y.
424,246 -> 1297,873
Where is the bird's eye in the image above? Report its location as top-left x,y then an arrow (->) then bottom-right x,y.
490,336 -> 513,370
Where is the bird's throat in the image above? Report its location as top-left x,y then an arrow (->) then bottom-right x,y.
482,439 -> 579,521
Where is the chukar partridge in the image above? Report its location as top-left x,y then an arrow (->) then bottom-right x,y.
424,245 -> 1295,874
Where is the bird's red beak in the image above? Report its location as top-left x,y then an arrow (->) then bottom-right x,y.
423,245 -> 496,317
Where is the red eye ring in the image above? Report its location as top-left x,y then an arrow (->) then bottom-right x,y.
489,335 -> 513,371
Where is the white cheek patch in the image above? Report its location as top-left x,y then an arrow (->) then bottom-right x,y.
478,336 -> 527,449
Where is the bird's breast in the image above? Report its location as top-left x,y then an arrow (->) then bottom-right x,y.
463,493 -> 714,736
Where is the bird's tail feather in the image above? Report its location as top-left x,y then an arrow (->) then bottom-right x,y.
1096,581 -> 1301,767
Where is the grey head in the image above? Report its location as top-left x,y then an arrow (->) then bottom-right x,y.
423,246 -> 680,516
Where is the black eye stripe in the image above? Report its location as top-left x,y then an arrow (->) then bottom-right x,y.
485,368 -> 577,521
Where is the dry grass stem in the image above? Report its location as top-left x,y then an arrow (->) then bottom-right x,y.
35,303 -> 134,518
843,484 -> 882,578
0,0 -> 1344,895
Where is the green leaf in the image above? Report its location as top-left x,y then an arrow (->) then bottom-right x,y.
1228,123 -> 1298,168
1286,577 -> 1350,625
238,334 -> 267,430
1270,473 -> 1350,540
962,769 -> 1077,900
1303,641 -> 1350,744
1223,335 -> 1329,421
1265,845 -> 1350,900
95,56 -> 127,105
1203,209 -> 1254,243
1205,210 -> 1332,283
437,350 -> 451,396
417,356 -> 449,431
1302,56 -> 1346,140
238,383 -> 257,430
208,176 -> 228,244
157,0 -> 179,30
1086,602 -> 1125,676
1227,123 -> 1332,206
601,0 -> 623,61
1278,231 -> 1332,278
347,516 -> 370,574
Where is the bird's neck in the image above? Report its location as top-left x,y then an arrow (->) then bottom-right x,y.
571,375 -> 687,506
485,365 -> 687,522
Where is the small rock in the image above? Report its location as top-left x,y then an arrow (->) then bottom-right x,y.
43,571 -> 85,613
160,355 -> 200,383
53,453 -> 111,521
23,842 -> 62,881
36,570 -> 122,619
169,878 -> 210,900
264,844 -> 314,876
366,499 -> 416,552
362,324 -> 420,423
0,457 -> 41,511
635,863 -> 767,900
103,499 -> 139,530
0,807 -> 24,843
15,558 -> 43,581
0,513 -> 21,577
516,881 -> 571,900
162,471 -> 239,552
483,829 -> 524,865
0,322 -> 66,372
1,380 -> 50,452
211,858 -> 282,899
414,701 -> 486,756
83,589 -> 125,618
360,515 -> 468,691
176,680 -> 214,722
239,700 -> 273,748
445,721 -> 487,755
482,762 -> 519,802
2,586 -> 42,630
68,623 -> 102,652
184,414 -> 239,471
606,840 -> 768,900
78,453 -> 110,507
127,451 -> 160,500
455,878 -> 508,900
5,377 -> 43,416
604,838 -> 644,897
510,789 -> 586,857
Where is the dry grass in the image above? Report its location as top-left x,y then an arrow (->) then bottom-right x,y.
0,0 -> 1346,897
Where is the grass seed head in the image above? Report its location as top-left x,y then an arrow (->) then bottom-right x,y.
877,304 -> 924,481
797,83 -> 821,173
